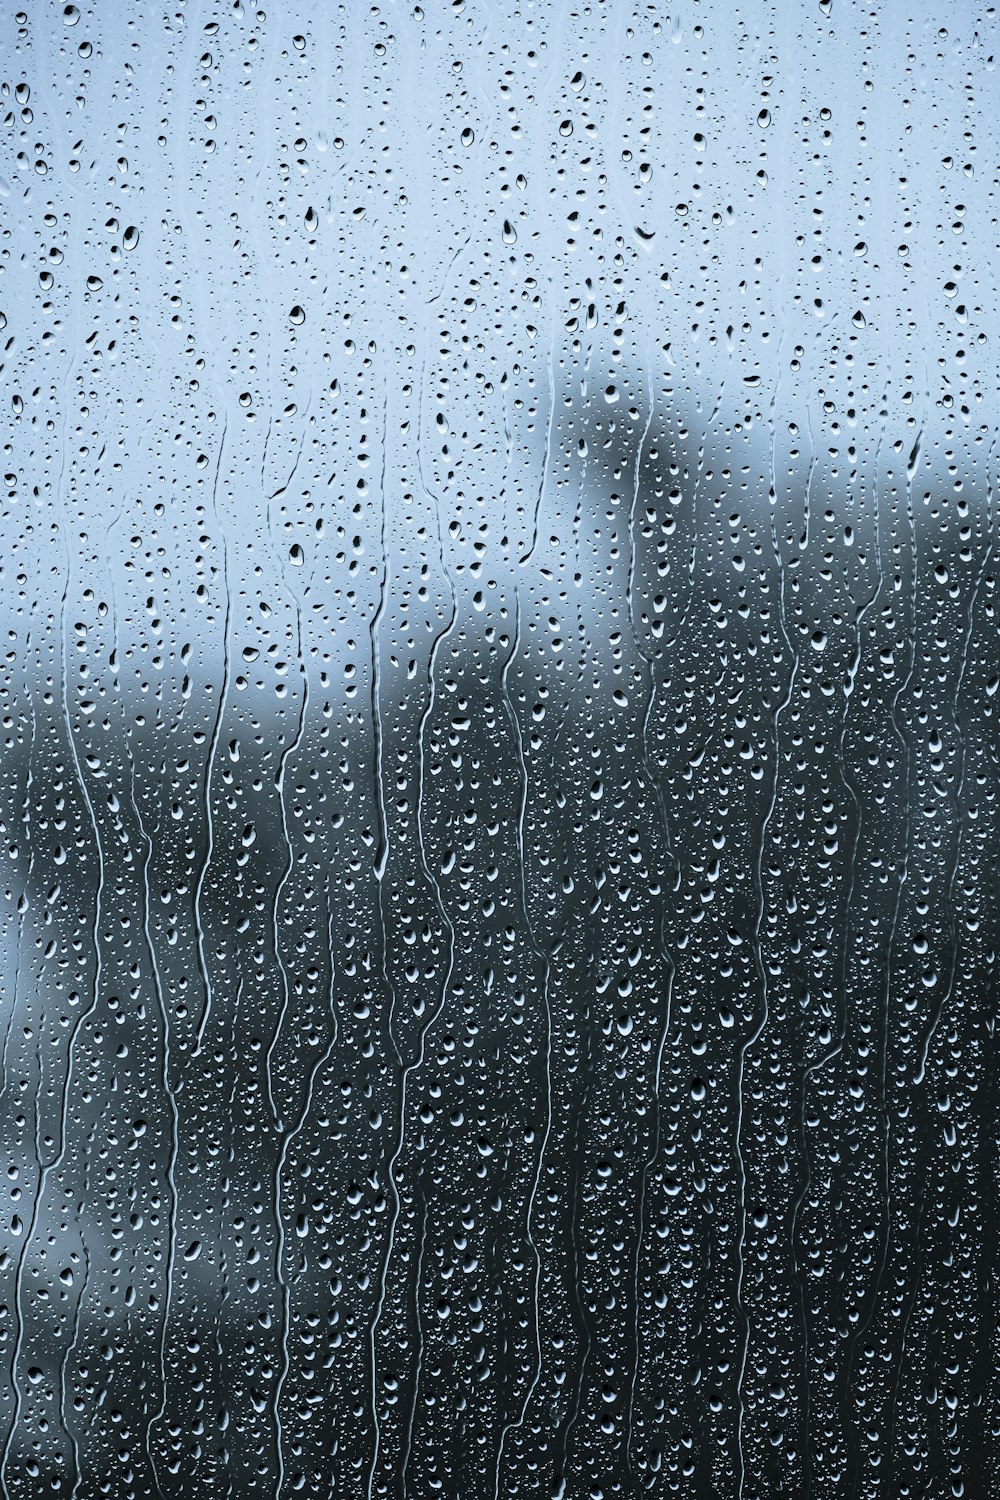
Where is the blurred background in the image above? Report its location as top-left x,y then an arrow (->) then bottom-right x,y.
0,0 -> 998,1496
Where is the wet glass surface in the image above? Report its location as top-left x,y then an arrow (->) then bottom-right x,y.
0,1 -> 998,1496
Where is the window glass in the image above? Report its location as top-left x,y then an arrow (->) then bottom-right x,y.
0,2 -> 996,1495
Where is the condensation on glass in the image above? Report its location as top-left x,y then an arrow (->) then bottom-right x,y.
0,1 -> 996,1497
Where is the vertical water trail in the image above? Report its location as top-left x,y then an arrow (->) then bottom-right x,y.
193,420 -> 231,1054
794,422 -> 886,1498
495,954 -> 554,1495
519,328 -> 557,566
169,0 -> 235,1065
371,388 -> 390,886
264,405 -> 312,1128
59,1241 -> 90,1499
219,969 -> 246,1500
400,1197 -> 429,1499
501,374 -> 513,546
1,656 -> 34,1107
0,653 -> 34,1484
273,898 -> 338,1500
365,380 -> 398,1500
121,663 -> 180,1494
367,369 -> 397,1460
799,406 -> 818,554
881,415 -> 924,1479
914,462 -> 994,1085
833,432 -> 890,1497
367,371 -> 457,1500
554,401 -> 594,1486
838,426 -> 888,1386
625,347 -> 657,663
625,349 -> 677,1472
494,592 -> 525,1500
495,593 -> 554,1497
555,1006 -> 596,1488
264,414 -> 314,1500
663,378 -> 726,654
548,421 -> 587,765
734,356 -> 796,1498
